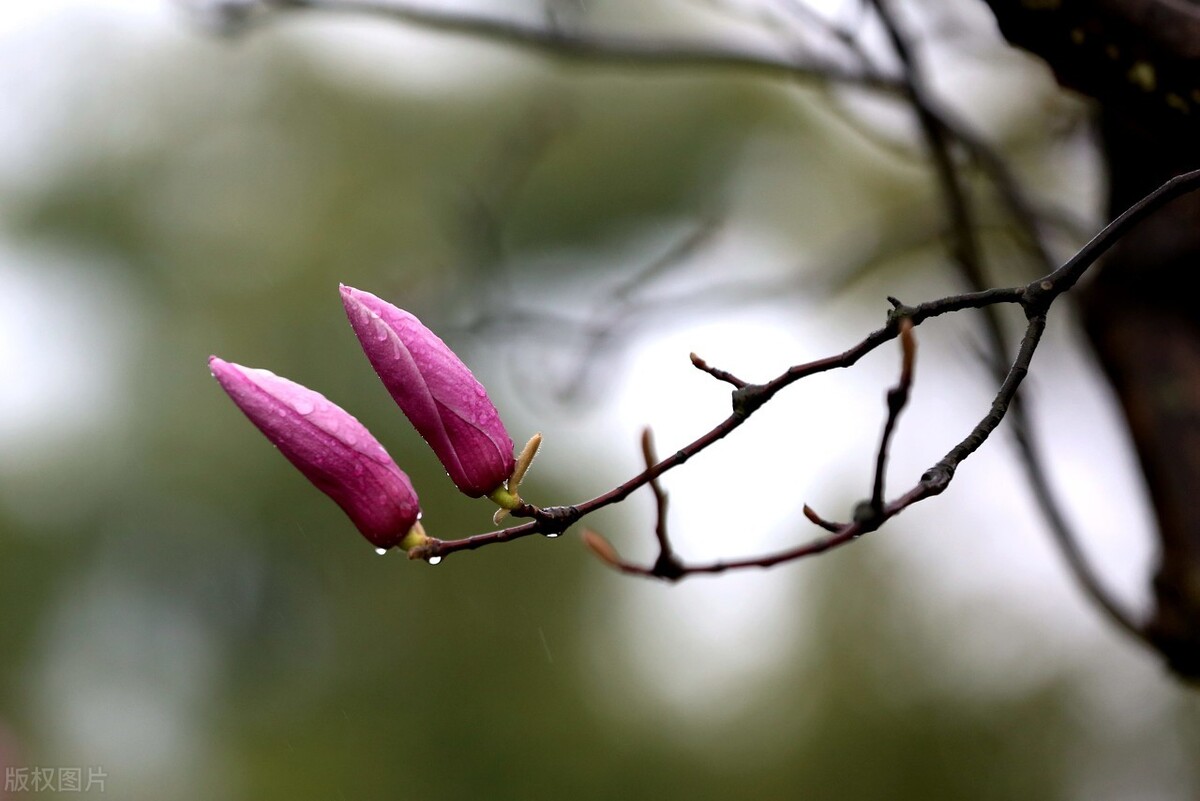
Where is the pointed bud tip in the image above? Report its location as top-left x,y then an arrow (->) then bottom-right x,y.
209,355 -> 238,383
581,529 -> 622,568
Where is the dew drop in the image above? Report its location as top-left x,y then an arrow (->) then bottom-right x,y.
292,399 -> 316,415
543,532 -> 560,539
427,556 -> 443,566
375,547 -> 388,556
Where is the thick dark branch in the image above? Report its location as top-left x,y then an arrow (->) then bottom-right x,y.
1042,167 -> 1200,295
867,0 -> 1167,644
870,0 -> 984,288
1014,421 -> 1148,642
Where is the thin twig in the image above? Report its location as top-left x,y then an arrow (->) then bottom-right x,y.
802,504 -> 844,533
270,0 -> 1200,644
410,168 -> 1200,586
871,317 -> 916,511
640,428 -> 684,579
867,0 -> 1147,642
689,352 -> 748,389
262,0 -> 1056,281
270,0 -> 900,92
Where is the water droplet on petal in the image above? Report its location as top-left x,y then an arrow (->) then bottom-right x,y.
375,547 -> 388,555
292,399 -> 315,415
427,556 -> 443,566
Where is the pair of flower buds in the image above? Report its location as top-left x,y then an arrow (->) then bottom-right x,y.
210,286 -> 535,554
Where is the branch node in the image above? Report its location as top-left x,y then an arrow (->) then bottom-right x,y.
652,552 -> 686,582
852,499 -> 883,530
533,504 -> 581,531
888,299 -> 912,326
919,464 -> 953,492
731,384 -> 768,419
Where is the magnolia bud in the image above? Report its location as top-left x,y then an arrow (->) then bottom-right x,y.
340,285 -> 515,498
209,356 -> 423,550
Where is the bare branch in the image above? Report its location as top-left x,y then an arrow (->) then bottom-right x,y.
868,0 -> 1148,644
802,504 -> 844,533
412,168 -> 1200,575
689,352 -> 748,389
267,0 -> 900,91
871,317 -> 916,512
641,428 -> 685,579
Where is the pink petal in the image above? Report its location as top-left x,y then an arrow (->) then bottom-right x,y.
210,356 -> 420,549
341,286 -> 515,497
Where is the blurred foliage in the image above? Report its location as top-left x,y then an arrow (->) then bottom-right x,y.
0,2 -> 1197,800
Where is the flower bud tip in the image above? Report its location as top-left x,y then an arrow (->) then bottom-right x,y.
581,529 -> 622,568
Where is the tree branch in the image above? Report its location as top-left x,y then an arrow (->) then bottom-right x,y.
868,0 -> 1148,643
406,168 -> 1200,584
265,0 -> 900,91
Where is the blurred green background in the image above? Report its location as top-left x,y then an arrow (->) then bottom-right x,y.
1,1 -> 1197,799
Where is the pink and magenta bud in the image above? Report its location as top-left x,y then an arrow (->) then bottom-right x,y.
209,356 -> 422,550
340,285 -> 515,498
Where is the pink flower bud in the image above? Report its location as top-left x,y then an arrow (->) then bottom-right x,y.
209,356 -> 421,550
340,285 -> 515,498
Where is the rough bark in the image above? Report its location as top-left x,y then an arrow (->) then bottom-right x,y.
983,0 -> 1200,678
